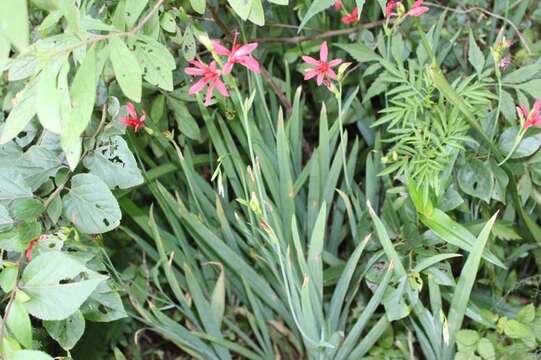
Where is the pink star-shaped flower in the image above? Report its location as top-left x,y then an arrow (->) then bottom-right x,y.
302,41 -> 342,88
184,60 -> 229,106
213,33 -> 260,75
342,7 -> 360,25
334,0 -> 343,11
120,102 -> 146,132
519,100 -> 541,129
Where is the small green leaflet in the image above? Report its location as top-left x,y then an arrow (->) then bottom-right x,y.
109,37 -> 143,102
6,300 -> 33,348
298,0 -> 334,33
61,46 -> 97,170
36,60 -> 63,134
124,0 -> 149,28
0,79 -> 38,145
168,97 -> 201,140
468,32 -> 484,75
20,251 -> 108,321
190,0 -> 205,14
63,173 -> 122,234
227,0 -> 265,26
0,0 -> 29,51
335,43 -> 380,63
83,136 -> 144,189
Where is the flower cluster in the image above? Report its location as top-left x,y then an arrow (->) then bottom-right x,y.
184,33 -> 260,106
386,0 -> 428,18
334,0 -> 360,25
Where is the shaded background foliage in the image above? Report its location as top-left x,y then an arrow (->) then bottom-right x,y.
1,0 -> 541,359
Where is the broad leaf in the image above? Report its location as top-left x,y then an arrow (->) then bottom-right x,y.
63,173 -> 122,234
20,251 -> 107,320
0,169 -> 33,201
0,80 -> 37,145
109,37 -> 143,102
43,310 -> 85,350
0,0 -> 29,51
83,136 -> 144,189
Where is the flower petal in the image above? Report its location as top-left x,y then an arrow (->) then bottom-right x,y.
184,66 -> 205,76
205,84 -> 214,106
239,56 -> 260,73
302,56 -> 320,66
189,78 -> 209,95
222,61 -> 234,75
533,99 -> 541,114
213,41 -> 231,56
304,68 -> 319,80
320,41 -> 328,62
126,102 -> 137,118
326,68 -> 337,79
316,72 -> 325,86
328,59 -> 343,67
214,78 -> 229,97
235,43 -> 258,57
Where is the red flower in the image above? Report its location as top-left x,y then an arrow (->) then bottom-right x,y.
406,0 -> 429,17
334,0 -> 343,11
213,33 -> 260,75
25,238 -> 39,261
120,102 -> 146,132
341,7 -> 360,25
184,60 -> 229,106
385,0 -> 399,17
519,100 -> 541,129
302,41 -> 343,88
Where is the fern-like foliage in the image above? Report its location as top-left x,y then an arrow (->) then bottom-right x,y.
373,55 -> 495,192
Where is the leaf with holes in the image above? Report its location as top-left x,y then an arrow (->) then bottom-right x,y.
457,159 -> 494,203
80,282 -> 127,322
135,36 -> 175,91
109,37 -> 142,102
20,251 -> 108,320
62,173 -> 122,234
83,136 -> 143,189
